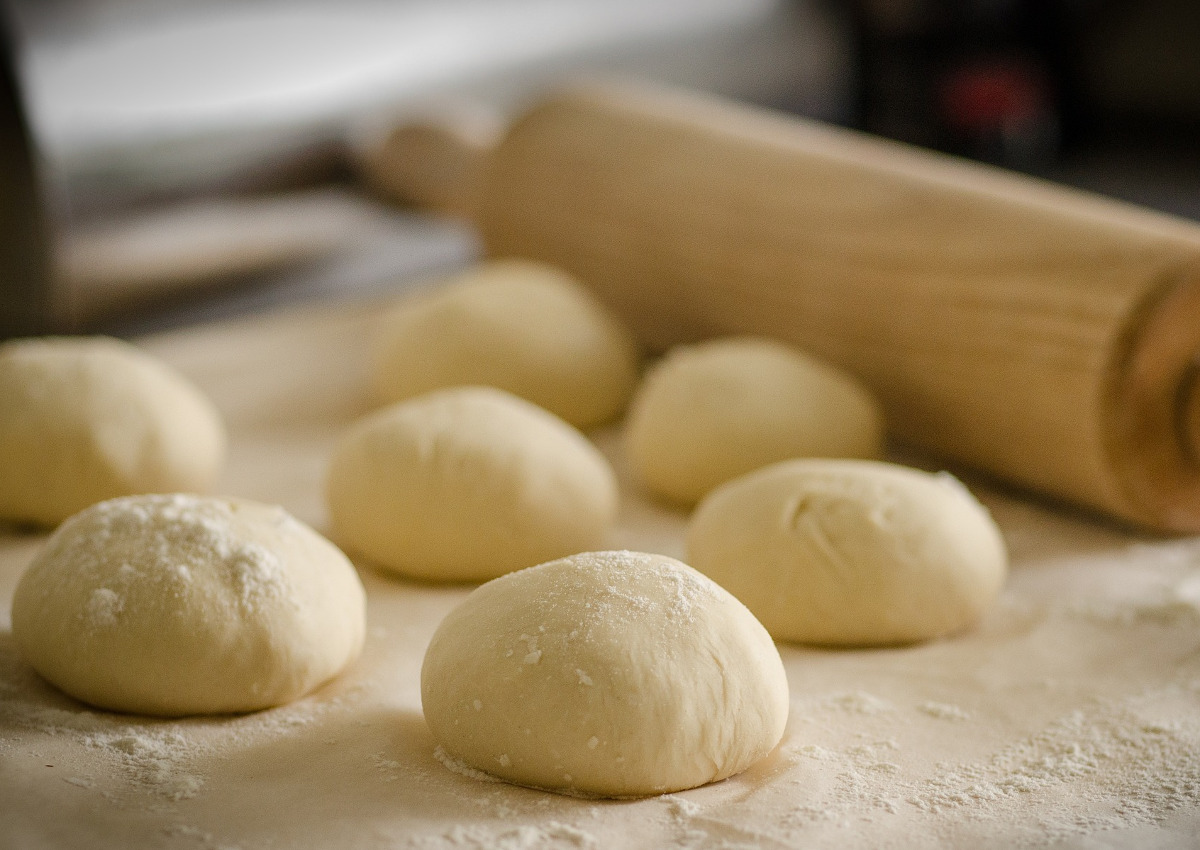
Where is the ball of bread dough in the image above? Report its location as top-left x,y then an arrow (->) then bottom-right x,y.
625,336 -> 883,506
10,494 -> 366,716
372,259 -> 640,429
686,459 -> 1007,646
0,336 -> 226,526
421,550 -> 789,798
326,386 -> 618,582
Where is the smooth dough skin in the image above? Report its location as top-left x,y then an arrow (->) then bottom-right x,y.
686,459 -> 1007,646
421,551 -> 789,798
0,336 -> 226,526
10,494 -> 366,716
625,336 -> 883,506
326,386 -> 618,582
372,259 -> 640,429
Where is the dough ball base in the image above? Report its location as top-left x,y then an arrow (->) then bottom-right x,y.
421,550 -> 789,798
686,459 -> 1008,646
11,494 -> 366,716
0,336 -> 226,526
326,386 -> 618,582
372,259 -> 640,428
625,336 -> 883,506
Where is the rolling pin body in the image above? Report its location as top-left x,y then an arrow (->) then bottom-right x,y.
402,84 -> 1200,530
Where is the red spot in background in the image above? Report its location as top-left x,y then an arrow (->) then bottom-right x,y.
938,57 -> 1051,133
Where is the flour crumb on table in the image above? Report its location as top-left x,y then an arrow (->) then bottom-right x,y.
917,702 -> 970,721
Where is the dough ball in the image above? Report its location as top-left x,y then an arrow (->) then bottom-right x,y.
10,494 -> 366,716
372,259 -> 640,428
686,459 -> 1007,646
0,336 -> 226,526
326,386 -> 618,582
625,336 -> 883,506
421,550 -> 789,798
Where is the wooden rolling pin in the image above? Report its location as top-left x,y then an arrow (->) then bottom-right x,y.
360,82 -> 1200,532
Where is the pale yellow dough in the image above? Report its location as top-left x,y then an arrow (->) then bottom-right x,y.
624,336 -> 883,506
372,259 -> 640,428
0,336 -> 226,526
686,459 -> 1007,646
421,550 -> 789,798
10,494 -> 366,716
325,386 -> 618,582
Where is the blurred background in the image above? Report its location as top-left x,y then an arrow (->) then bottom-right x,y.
1,0 -> 1198,338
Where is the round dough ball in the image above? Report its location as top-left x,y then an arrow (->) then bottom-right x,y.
11,494 -> 366,716
326,386 -> 618,582
625,336 -> 883,506
421,550 -> 789,798
372,259 -> 640,429
0,336 -> 226,526
686,459 -> 1007,646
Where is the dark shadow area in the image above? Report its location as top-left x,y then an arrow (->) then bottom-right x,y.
844,0 -> 1200,220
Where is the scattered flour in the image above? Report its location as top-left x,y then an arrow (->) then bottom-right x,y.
0,636 -> 352,807
775,686 -> 1200,845
908,697 -> 1200,830
818,691 -> 896,716
434,746 -> 502,784
58,495 -> 292,630
404,822 -> 598,849
164,823 -> 245,850
917,702 -> 970,721
372,752 -> 404,782
89,730 -> 206,800
84,588 -> 123,628
664,795 -> 702,818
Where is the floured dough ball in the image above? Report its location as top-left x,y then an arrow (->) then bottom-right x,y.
686,459 -> 1007,646
326,386 -> 618,582
625,337 -> 883,506
10,494 -> 366,716
372,259 -> 640,428
0,336 -> 226,526
421,550 -> 788,798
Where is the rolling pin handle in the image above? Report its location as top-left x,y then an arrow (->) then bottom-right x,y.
353,103 -> 502,221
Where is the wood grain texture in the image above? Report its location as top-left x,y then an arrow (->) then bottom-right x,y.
474,83 -> 1200,531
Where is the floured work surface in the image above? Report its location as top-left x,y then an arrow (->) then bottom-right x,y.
2,298 -> 1200,850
